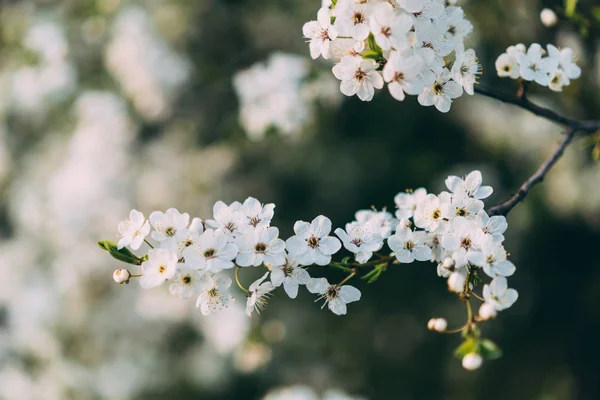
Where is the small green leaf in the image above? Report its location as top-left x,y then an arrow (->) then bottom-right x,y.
564,0 -> 578,17
361,263 -> 387,284
341,256 -> 351,265
362,50 -> 380,60
479,339 -> 503,360
454,338 -> 478,359
367,33 -> 383,56
98,240 -> 142,265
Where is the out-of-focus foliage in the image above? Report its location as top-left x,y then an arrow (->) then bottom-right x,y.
0,0 -> 599,399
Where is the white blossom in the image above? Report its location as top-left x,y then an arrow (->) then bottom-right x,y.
518,43 -> 558,86
418,68 -> 463,113
149,208 -> 190,243
354,209 -> 397,239
117,209 -> 150,250
307,277 -> 361,315
483,277 -> 518,311
479,302 -> 497,320
451,47 -> 480,95
169,267 -> 204,299
332,56 -> 384,102
235,226 -> 286,267
196,274 -> 235,316
205,200 -> 243,236
183,229 -> 239,273
387,225 -> 432,263
139,248 -> 178,289
303,7 -> 339,59
246,272 -> 275,316
270,254 -> 311,299
445,170 -> 493,200
383,52 -> 425,101
335,222 -> 383,264
286,215 -> 342,266
394,188 -> 428,220
238,197 -> 275,229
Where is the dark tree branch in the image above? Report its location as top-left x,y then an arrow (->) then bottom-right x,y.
486,128 -> 577,216
474,85 -> 600,134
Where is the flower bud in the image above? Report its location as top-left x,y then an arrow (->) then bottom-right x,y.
447,271 -> 466,293
437,263 -> 451,278
540,8 -> 558,28
427,318 -> 437,330
442,257 -> 455,269
462,353 -> 483,371
433,318 -> 447,332
515,43 -> 527,53
479,303 -> 497,320
113,269 -> 131,284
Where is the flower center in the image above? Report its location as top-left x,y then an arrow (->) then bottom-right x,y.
460,237 -> 472,249
249,217 -> 261,227
327,285 -> 340,299
381,26 -> 392,37
433,83 -> 444,94
283,264 -> 294,276
404,240 -> 416,251
351,238 -> 363,247
486,255 -> 495,264
159,265 -> 166,273
165,227 -> 175,236
225,222 -> 236,232
432,209 -> 441,220
447,25 -> 456,35
456,208 -> 468,217
255,242 -> 267,253
183,239 -> 193,247
308,236 -> 320,248
183,275 -> 192,284
354,69 -> 367,82
503,65 -> 510,72
204,249 -> 216,258
353,12 -> 365,25
393,72 -> 405,83
208,288 -> 218,297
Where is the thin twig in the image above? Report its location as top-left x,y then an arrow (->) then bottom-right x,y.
487,128 -> 577,216
474,85 -> 600,134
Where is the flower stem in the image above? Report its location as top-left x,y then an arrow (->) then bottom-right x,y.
337,270 -> 357,287
235,267 -> 249,294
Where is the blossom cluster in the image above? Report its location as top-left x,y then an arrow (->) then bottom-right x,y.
495,43 -> 581,92
233,52 -> 341,140
104,170 -> 518,369
302,0 -> 480,112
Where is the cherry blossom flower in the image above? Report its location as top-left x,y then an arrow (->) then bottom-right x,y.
303,7 -> 339,59
395,188 -> 428,220
235,226 -> 286,267
334,221 -> 383,263
196,274 -> 235,316
169,266 -> 204,299
483,277 -> 518,311
246,272 -> 275,316
307,277 -> 361,315
286,215 -> 342,266
387,225 -> 432,263
445,170 -> 493,200
117,209 -> 150,250
149,208 -> 190,243
270,254 -> 311,299
183,229 -> 238,273
205,200 -> 243,237
417,68 -> 463,113
382,52 -> 425,101
332,56 -> 384,101
139,248 -> 178,289
238,197 -> 275,230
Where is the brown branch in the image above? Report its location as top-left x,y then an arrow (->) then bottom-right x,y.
474,86 -> 600,134
486,128 -> 577,216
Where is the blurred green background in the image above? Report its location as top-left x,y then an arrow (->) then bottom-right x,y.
0,0 -> 599,399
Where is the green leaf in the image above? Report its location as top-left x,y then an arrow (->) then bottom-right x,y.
361,263 -> 387,284
564,0 -> 578,17
367,33 -> 383,56
362,50 -> 380,60
454,338 -> 478,359
98,240 -> 142,265
341,256 -> 351,265
479,339 -> 503,360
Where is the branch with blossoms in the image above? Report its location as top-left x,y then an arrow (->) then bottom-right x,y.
100,171 -> 516,371
303,1 -> 600,234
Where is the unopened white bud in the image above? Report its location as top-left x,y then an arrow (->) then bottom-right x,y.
433,318 -> 447,332
437,263 -> 451,278
442,257 -> 455,269
540,8 -> 558,28
427,318 -> 437,330
447,271 -> 466,293
479,303 -> 497,320
462,353 -> 483,371
113,269 -> 131,284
